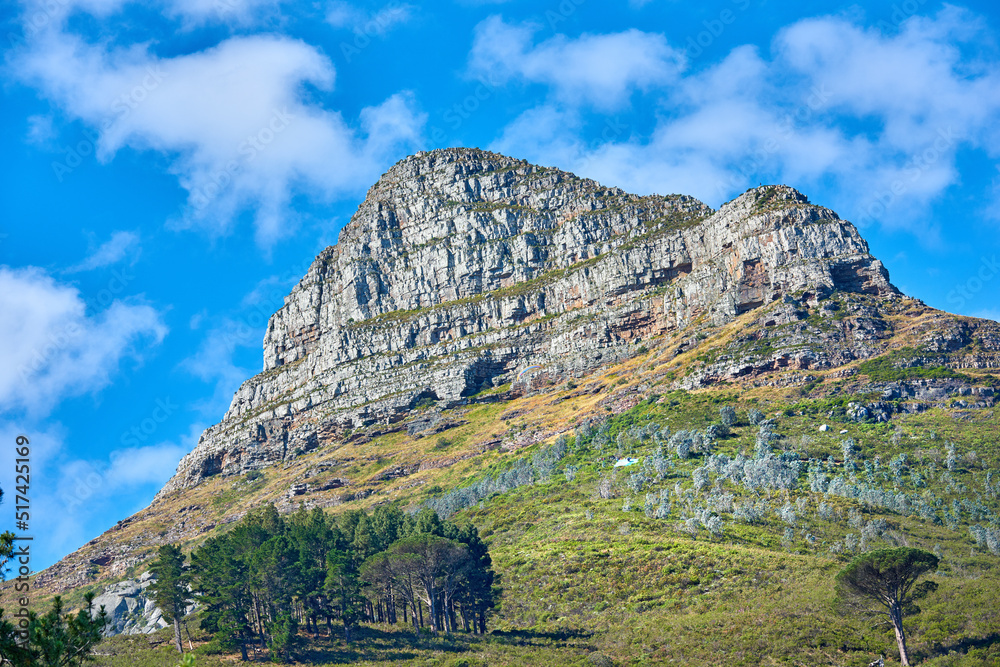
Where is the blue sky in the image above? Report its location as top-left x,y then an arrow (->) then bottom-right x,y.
2,0 -> 1000,572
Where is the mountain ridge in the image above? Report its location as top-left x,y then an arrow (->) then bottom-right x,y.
159,147 -> 901,496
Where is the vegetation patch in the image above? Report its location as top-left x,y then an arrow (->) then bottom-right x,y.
858,348 -> 971,382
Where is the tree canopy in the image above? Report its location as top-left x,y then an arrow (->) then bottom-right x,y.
148,544 -> 192,654
188,504 -> 497,662
836,547 -> 939,666
0,594 -> 108,667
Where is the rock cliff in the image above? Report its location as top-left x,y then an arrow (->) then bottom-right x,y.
159,147 -> 899,495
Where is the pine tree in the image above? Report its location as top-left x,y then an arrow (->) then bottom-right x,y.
836,547 -> 939,666
287,507 -> 338,634
149,544 -> 191,653
453,524 -> 498,634
324,550 -> 363,641
190,536 -> 253,660
18,593 -> 108,667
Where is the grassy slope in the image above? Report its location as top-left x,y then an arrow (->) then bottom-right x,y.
93,389 -> 1000,666
21,299 -> 1000,666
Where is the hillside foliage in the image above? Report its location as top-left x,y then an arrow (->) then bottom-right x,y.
188,504 -> 496,662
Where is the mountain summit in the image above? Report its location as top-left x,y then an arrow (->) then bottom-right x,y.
161,147 -> 898,494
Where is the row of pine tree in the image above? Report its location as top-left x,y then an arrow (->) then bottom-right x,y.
149,503 -> 498,662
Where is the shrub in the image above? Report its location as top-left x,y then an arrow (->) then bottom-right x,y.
733,500 -> 768,524
841,438 -> 858,462
719,405 -> 737,426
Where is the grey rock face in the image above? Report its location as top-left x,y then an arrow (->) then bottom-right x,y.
91,573 -> 168,636
159,148 -> 897,494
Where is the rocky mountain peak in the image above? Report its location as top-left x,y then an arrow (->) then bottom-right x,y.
158,149 -> 897,495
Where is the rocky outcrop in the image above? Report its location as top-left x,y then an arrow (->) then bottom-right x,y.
91,572 -> 168,636
159,148 -> 899,495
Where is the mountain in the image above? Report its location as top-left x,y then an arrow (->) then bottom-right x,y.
19,148 -> 1000,665
160,147 -> 902,494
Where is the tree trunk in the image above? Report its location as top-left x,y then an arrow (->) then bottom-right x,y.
891,605 -> 910,666
173,614 -> 183,653
174,610 -> 184,653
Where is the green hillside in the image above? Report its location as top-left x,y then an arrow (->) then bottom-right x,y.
10,293 -> 1000,667
82,383 -> 1000,667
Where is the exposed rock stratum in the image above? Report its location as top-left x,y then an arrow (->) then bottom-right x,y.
160,147 -> 900,496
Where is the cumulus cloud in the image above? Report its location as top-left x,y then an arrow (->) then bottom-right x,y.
490,44 -> 853,204
480,9 -> 1000,233
468,15 -> 683,111
16,19 -> 425,247
775,8 -> 1000,150
0,266 -> 167,417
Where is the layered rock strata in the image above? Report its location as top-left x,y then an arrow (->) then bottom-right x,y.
160,148 -> 897,494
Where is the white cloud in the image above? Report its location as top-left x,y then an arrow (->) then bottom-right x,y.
20,0 -> 284,27
16,26 -> 425,247
483,9 -> 1000,232
0,266 -> 167,417
106,440 -> 191,487
164,0 -> 283,26
326,1 -> 414,35
490,45 -> 853,205
25,114 -> 56,144
66,230 -> 141,272
468,16 -> 683,112
775,8 -> 1000,151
